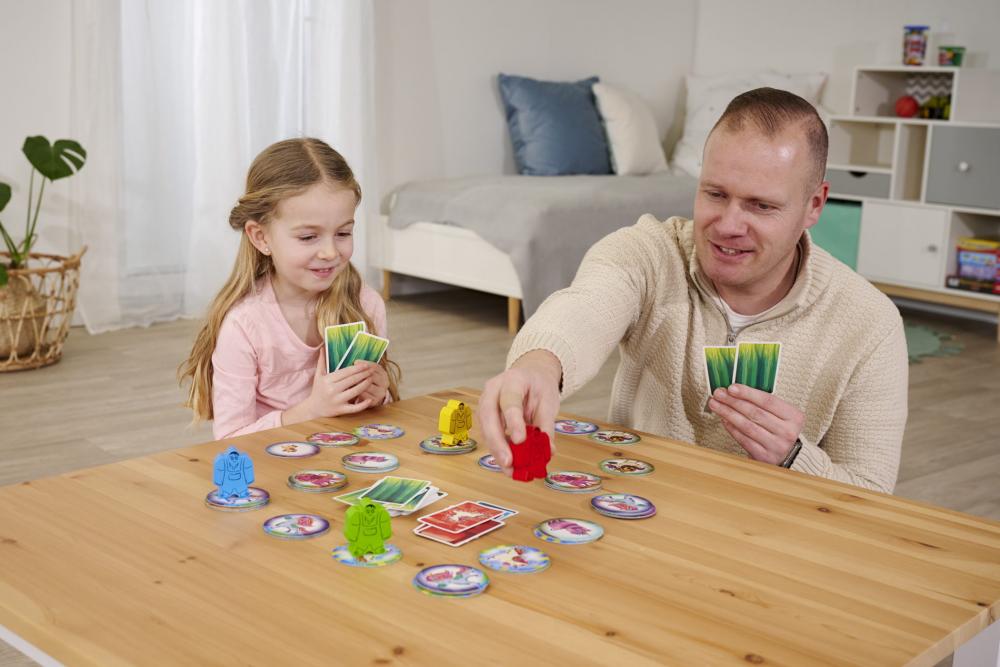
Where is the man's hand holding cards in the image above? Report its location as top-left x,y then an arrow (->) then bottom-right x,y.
706,342 -> 804,466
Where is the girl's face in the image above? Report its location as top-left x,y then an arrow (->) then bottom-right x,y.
245,182 -> 357,300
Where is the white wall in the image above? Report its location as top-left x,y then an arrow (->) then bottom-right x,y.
692,0 -> 1000,114
373,0 -> 698,204
0,0 -> 73,257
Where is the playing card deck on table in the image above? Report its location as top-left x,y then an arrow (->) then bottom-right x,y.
361,476 -> 432,506
205,486 -> 270,512
341,452 -> 399,473
591,493 -> 656,520
413,500 -> 516,546
533,518 -> 604,545
262,514 -> 331,540
478,545 -> 551,574
543,471 -> 603,493
414,519 -> 504,547
412,564 -> 489,598
307,431 -> 360,447
265,441 -> 321,458
287,470 -> 348,493
333,479 -> 446,518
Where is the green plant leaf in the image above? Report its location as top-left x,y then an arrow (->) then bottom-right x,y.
0,263 -> 7,287
22,136 -> 87,181
0,183 -> 10,212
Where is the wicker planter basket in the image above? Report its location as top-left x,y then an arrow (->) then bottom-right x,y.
0,247 -> 86,372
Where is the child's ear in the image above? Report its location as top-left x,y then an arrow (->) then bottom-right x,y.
244,220 -> 270,255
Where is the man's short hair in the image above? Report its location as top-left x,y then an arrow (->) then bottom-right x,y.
709,87 -> 828,189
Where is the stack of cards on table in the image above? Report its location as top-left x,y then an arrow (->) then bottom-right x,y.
414,501 -> 517,547
703,341 -> 781,395
325,321 -> 389,373
332,476 -> 447,518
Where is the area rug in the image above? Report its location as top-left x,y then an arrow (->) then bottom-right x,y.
904,323 -> 963,364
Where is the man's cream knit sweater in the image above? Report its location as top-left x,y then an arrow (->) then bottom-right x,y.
507,215 -> 908,493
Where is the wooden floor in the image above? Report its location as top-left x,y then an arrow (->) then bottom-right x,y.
2,288 -> 998,667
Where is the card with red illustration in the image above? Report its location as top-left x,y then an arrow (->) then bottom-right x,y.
416,501 -> 504,534
413,520 -> 505,547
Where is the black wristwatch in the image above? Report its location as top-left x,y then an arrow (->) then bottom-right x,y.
780,439 -> 802,468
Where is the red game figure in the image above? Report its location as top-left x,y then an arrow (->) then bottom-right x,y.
508,425 -> 551,482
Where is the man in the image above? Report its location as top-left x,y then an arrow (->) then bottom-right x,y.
479,88 -> 908,493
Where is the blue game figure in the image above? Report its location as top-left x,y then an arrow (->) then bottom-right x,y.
213,446 -> 254,499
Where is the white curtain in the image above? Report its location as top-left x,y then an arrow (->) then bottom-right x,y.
69,0 -> 376,333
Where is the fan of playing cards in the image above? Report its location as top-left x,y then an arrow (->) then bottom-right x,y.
325,321 -> 389,372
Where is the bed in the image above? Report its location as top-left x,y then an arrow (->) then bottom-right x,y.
374,173 -> 698,332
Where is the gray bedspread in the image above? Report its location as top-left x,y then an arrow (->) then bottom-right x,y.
387,173 -> 698,317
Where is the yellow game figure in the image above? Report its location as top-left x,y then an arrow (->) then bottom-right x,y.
438,399 -> 473,446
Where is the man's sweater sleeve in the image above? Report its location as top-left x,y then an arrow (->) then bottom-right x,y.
506,223 -> 650,398
791,316 -> 908,493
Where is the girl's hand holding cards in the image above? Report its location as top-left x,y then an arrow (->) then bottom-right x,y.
352,360 -> 389,405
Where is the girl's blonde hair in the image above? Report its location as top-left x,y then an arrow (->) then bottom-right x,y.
179,138 -> 401,422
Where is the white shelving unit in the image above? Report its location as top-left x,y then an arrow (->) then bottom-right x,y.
827,65 -> 1000,341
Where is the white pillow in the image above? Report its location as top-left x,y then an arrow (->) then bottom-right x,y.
671,71 -> 827,178
592,82 -> 668,176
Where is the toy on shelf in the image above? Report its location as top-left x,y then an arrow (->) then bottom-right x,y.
508,425 -> 552,482
895,95 -> 919,118
213,446 -> 254,499
344,498 -> 392,559
903,25 -> 929,66
438,399 -> 473,446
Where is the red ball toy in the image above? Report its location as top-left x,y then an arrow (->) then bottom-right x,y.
895,95 -> 919,118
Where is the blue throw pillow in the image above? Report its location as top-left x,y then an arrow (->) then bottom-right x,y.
498,73 -> 611,176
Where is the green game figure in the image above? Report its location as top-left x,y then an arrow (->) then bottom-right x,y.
344,498 -> 391,559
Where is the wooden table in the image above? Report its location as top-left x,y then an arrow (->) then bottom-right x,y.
2,388 -> 999,666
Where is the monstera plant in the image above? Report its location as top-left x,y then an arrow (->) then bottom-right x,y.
0,136 -> 86,370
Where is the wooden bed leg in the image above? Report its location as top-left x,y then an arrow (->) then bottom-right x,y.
508,297 -> 521,334
381,270 -> 392,301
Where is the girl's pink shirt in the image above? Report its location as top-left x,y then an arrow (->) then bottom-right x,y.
211,277 -> 388,440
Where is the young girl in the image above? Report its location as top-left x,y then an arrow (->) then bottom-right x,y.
180,138 -> 400,439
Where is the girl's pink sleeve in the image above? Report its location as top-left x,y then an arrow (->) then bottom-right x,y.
211,315 -> 283,439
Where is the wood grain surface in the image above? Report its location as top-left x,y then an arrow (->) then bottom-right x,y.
1,388 -> 998,667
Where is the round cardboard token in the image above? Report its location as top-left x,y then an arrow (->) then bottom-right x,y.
554,419 -> 599,435
413,564 -> 489,597
588,430 -> 641,445
265,441 -> 321,458
543,471 -> 603,493
478,545 -> 550,574
352,423 -> 405,440
478,454 -> 502,472
287,469 -> 348,492
341,451 -> 399,473
331,543 -> 403,568
262,514 -> 330,539
590,493 -> 656,519
533,518 -> 604,545
598,458 -> 655,476
307,431 -> 360,447
419,434 -> 477,455
205,486 -> 270,511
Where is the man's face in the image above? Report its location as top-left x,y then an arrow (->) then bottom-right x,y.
693,126 -> 825,298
